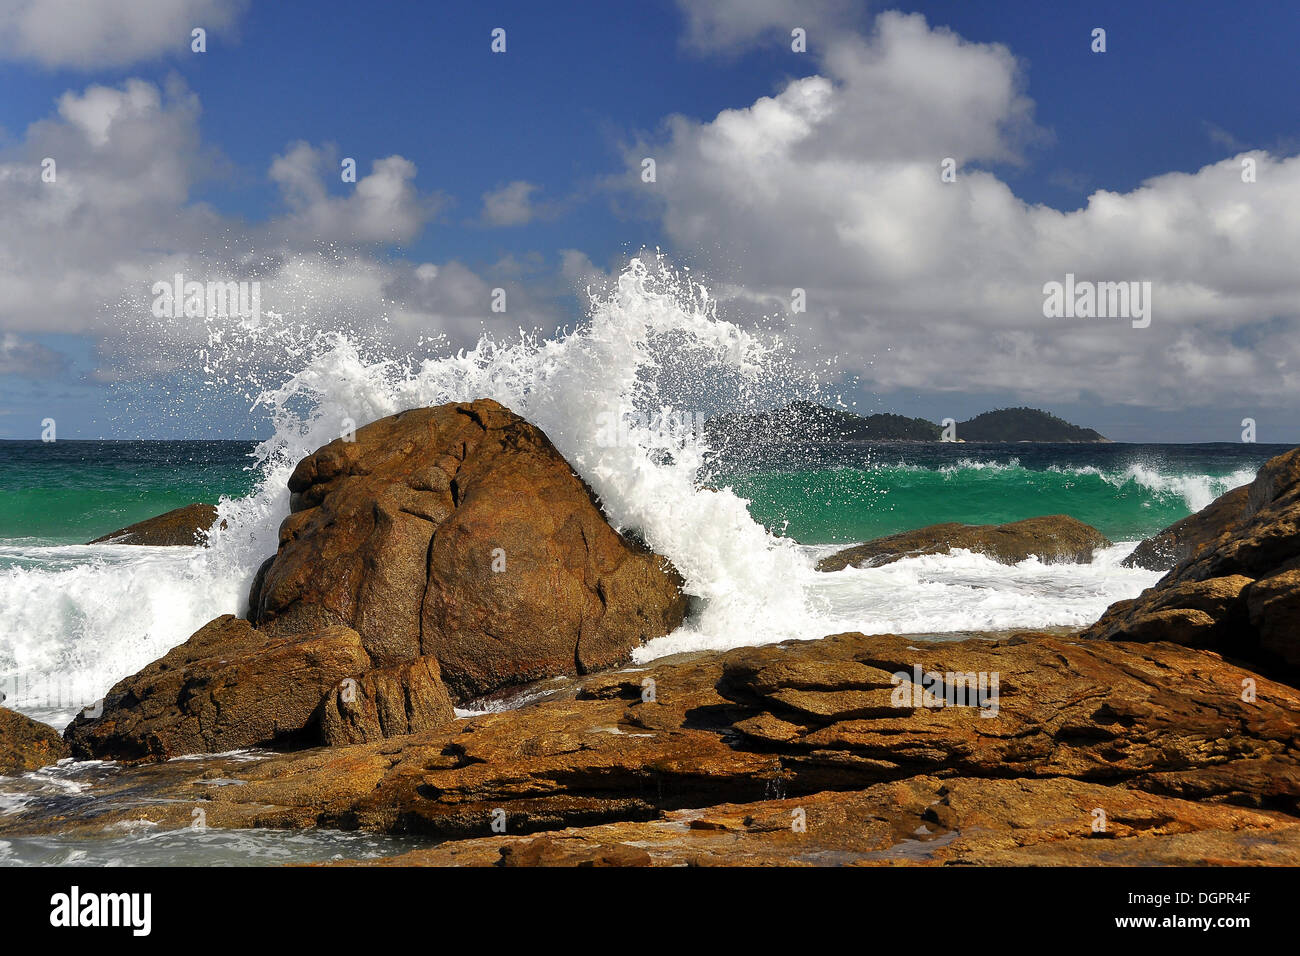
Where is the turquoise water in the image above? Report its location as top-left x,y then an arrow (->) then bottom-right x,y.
713,442 -> 1283,545
0,440 -> 1287,547
0,441 -> 257,546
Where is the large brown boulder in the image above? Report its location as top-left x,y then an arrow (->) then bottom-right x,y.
1123,484 -> 1250,570
90,503 -> 219,546
64,401 -> 686,762
0,707 -> 68,774
816,515 -> 1110,571
64,615 -> 373,760
248,400 -> 688,700
1085,446 -> 1300,679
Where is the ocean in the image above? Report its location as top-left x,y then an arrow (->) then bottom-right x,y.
0,257 -> 1290,864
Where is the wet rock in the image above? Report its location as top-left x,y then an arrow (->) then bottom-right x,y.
497,836 -> 652,867
24,631 -> 1300,847
346,777 -> 1300,867
89,503 -> 219,546
1122,484 -> 1250,570
0,707 -> 68,774
319,657 -> 455,746
1085,446 -> 1300,680
816,515 -> 1110,571
64,615 -> 371,760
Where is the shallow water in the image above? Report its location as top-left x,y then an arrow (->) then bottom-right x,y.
0,755 -> 434,866
0,825 -> 429,867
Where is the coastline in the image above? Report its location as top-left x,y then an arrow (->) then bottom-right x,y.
2,405 -> 1298,868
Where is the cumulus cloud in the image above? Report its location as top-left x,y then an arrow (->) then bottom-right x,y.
0,76 -> 218,335
269,143 -> 443,243
629,11 -> 1300,410
0,0 -> 248,69
481,180 -> 540,227
0,76 -> 560,391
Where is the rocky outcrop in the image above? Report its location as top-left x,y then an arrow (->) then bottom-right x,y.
0,707 -> 68,774
1123,484 -> 1250,570
1085,447 -> 1300,679
64,616 -> 372,760
66,401 -> 688,761
817,515 -> 1110,571
18,630 -> 1300,868
248,400 -> 688,700
90,503 -> 219,546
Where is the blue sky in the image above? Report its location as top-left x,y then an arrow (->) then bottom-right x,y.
2,0 -> 1299,441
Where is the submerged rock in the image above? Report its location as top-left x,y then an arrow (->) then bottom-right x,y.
1085,446 -> 1300,680
89,502 -> 219,546
248,399 -> 688,700
0,706 -> 67,774
816,515 -> 1110,571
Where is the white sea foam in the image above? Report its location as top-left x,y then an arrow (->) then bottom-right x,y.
0,545 -> 242,725
634,541 -> 1160,659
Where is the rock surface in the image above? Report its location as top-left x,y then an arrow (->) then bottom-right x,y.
14,630 -> 1299,867
1123,484 -> 1251,570
817,515 -> 1110,571
319,657 -> 455,746
1085,446 -> 1300,679
89,503 -> 219,546
349,777 -> 1300,867
249,400 -> 688,700
0,707 -> 68,774
64,615 -> 371,760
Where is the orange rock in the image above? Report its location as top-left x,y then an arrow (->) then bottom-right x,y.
249,400 -> 688,700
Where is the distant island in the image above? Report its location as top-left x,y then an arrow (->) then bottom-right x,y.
706,402 -> 1108,444
955,407 -> 1108,443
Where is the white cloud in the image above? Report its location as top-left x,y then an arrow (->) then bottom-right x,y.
0,77 -> 560,388
481,180 -> 539,227
269,142 -> 442,243
629,11 -> 1300,410
0,0 -> 248,69
0,77 -> 217,335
